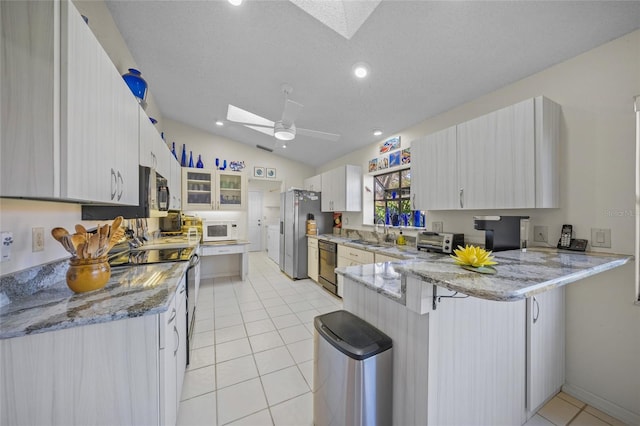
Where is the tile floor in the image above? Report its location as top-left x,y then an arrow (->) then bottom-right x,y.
178,251 -> 626,426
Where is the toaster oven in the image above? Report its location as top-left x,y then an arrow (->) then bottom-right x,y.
416,232 -> 464,254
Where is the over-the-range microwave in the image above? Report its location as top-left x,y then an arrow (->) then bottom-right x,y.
203,220 -> 238,242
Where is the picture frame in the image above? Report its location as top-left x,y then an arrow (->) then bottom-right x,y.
389,151 -> 401,167
377,156 -> 389,170
254,167 -> 265,178
266,168 -> 276,179
379,136 -> 401,154
402,148 -> 411,164
368,158 -> 378,172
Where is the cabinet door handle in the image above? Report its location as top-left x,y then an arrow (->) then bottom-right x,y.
168,307 -> 176,324
117,171 -> 124,201
459,189 -> 464,209
110,169 -> 117,200
532,297 -> 540,324
173,325 -> 179,356
412,194 -> 416,210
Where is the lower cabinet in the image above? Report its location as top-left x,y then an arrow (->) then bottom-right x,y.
526,286 -> 565,413
0,278 -> 188,426
337,245 -> 374,297
308,238 -> 319,282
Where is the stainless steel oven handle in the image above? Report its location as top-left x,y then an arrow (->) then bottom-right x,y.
188,253 -> 200,268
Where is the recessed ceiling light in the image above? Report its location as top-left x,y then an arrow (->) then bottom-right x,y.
373,129 -> 383,136
282,143 -> 287,149
228,0 -> 243,6
352,62 -> 370,79
215,120 -> 224,126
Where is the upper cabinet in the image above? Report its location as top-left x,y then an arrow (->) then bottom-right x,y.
1,0 -> 139,205
182,168 -> 247,211
411,97 -> 560,211
303,174 -> 322,192
321,165 -> 362,212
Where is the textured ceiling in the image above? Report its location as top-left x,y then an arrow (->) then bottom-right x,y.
105,0 -> 640,167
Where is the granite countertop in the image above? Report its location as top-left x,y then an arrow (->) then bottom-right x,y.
0,262 -> 188,339
336,246 -> 632,303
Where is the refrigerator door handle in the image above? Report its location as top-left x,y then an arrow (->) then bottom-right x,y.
280,221 -> 283,234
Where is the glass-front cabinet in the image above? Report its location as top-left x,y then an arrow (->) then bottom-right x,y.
182,168 -> 246,211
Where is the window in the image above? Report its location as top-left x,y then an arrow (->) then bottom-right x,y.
373,169 -> 424,227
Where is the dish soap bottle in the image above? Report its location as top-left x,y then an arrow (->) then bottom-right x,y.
396,231 -> 406,246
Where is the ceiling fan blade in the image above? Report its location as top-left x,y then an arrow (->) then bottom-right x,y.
281,99 -> 303,126
227,104 -> 274,127
244,124 -> 275,137
297,127 -> 341,142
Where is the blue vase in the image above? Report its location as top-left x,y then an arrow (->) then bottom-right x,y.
122,68 -> 147,102
222,159 -> 227,170
181,144 -> 187,167
188,151 -> 194,168
171,142 -> 177,160
196,155 -> 204,168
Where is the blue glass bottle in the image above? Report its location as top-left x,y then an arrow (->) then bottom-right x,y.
122,68 -> 147,102
215,158 -> 220,170
171,142 -> 177,160
196,155 -> 204,168
188,151 -> 194,168
181,144 -> 187,167
222,159 -> 227,170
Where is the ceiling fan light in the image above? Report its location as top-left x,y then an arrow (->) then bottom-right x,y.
282,143 -> 287,149
275,129 -> 295,141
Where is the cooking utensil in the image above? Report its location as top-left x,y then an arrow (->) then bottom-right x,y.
87,233 -> 100,258
51,227 -> 69,242
75,224 -> 87,235
61,235 -> 76,256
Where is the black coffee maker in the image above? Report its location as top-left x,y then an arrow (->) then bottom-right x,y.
473,215 -> 530,251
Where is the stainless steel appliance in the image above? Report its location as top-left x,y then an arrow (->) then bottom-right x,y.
202,220 -> 238,242
81,166 -> 169,220
416,231 -> 464,254
160,211 -> 183,233
473,215 -> 530,251
318,239 -> 338,294
108,245 -> 200,366
279,189 -> 332,279
314,310 -> 393,426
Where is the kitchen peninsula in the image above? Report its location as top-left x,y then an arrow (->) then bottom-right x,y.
336,248 -> 631,426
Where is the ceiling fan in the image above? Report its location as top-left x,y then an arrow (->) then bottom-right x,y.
226,84 -> 340,147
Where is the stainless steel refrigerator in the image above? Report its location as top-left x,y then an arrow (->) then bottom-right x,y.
280,189 -> 332,279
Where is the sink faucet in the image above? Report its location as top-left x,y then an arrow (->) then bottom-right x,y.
375,218 -> 390,242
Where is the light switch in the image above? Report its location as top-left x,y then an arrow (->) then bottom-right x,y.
590,228 -> 611,248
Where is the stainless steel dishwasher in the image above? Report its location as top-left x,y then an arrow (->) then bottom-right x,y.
318,240 -> 338,295
313,310 -> 393,426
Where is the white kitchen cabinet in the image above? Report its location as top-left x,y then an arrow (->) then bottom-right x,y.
1,0 -> 139,205
0,277 -> 188,426
139,108 -> 171,178
411,97 -> 559,211
307,238 -> 319,282
303,174 -> 322,191
411,126 -> 458,210
182,168 -> 247,211
526,286 -> 565,414
321,165 -> 362,212
169,157 -> 182,210
458,98 -> 535,209
336,244 -> 373,297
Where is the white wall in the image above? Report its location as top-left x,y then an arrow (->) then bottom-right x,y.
320,30 -> 640,420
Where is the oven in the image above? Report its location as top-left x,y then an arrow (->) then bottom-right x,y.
318,240 -> 338,295
109,245 -> 200,366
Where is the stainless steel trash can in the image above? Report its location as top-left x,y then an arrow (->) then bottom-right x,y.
313,310 -> 392,426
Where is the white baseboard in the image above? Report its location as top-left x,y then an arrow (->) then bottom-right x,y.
562,383 -> 640,425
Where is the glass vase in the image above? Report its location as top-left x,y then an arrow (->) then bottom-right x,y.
181,144 -> 187,167
188,151 -> 194,168
66,256 -> 111,293
122,68 -> 147,102
196,155 -> 204,168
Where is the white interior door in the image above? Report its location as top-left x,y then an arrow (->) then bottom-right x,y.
248,190 -> 263,251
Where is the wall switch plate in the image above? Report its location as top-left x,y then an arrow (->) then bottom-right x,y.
32,227 -> 45,252
591,228 -> 611,248
1,231 -> 14,262
534,226 -> 548,243
432,221 -> 443,233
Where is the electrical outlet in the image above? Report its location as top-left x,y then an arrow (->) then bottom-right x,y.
32,227 -> 45,252
1,231 -> 13,262
534,226 -> 548,243
432,221 -> 443,233
591,228 -> 611,248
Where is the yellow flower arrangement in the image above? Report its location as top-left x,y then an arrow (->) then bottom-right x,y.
450,245 -> 498,268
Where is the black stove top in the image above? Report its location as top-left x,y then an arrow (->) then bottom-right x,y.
109,246 -> 195,267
